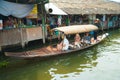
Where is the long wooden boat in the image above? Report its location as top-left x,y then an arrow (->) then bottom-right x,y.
5,24 -> 109,59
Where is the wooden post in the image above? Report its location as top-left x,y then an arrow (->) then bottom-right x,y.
20,28 -> 25,48
42,14 -> 46,44
88,14 -> 93,24
102,14 -> 106,30
0,46 -> 1,51
92,14 -> 96,24
37,3 -> 46,44
107,15 -> 110,30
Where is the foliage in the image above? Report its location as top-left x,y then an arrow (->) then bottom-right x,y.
0,60 -> 9,68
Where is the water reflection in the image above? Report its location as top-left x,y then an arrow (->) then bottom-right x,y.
47,45 -> 102,80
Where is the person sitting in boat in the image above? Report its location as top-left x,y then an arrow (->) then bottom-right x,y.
90,37 -> 96,44
74,33 -> 82,48
82,32 -> 91,44
57,35 -> 69,51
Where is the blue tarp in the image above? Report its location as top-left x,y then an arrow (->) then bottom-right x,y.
0,0 -> 34,18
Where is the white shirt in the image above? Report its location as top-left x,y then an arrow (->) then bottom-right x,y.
62,37 -> 69,50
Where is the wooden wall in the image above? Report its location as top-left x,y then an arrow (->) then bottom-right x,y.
26,27 -> 43,42
0,27 -> 43,50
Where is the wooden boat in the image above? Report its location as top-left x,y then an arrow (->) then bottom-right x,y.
5,24 -> 109,59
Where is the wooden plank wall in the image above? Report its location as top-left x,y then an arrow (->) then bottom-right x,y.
0,27 -> 43,50
0,28 -> 22,46
26,27 -> 43,42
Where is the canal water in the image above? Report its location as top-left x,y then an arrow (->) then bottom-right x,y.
0,29 -> 120,80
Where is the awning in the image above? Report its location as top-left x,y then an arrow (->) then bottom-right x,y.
53,24 -> 98,34
45,3 -> 67,15
0,0 -> 34,18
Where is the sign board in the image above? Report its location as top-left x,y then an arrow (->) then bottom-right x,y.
26,4 -> 37,18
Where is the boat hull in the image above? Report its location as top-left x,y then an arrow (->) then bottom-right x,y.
5,33 -> 109,59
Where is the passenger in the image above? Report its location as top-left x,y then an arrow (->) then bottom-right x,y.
83,32 -> 91,44
57,41 -> 63,51
90,37 -> 96,44
90,31 -> 97,44
74,34 -> 81,48
57,35 -> 69,51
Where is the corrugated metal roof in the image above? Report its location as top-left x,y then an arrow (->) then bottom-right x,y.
49,0 -> 120,14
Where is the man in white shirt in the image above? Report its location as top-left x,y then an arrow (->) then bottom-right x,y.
57,35 -> 69,51
62,35 -> 69,50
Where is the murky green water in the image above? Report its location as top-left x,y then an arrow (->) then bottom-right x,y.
0,29 -> 120,80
